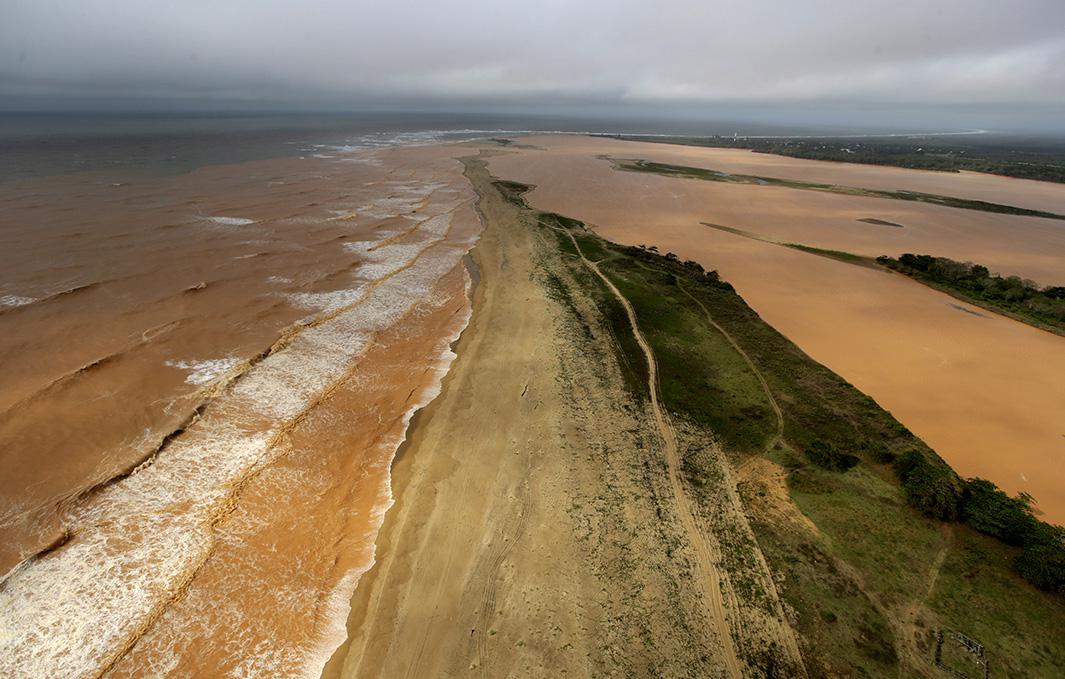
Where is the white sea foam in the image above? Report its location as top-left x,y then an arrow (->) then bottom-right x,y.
293,209 -> 455,312
296,265 -> 474,679
288,285 -> 368,314
166,358 -> 242,386
206,216 -> 257,226
0,189 -> 479,677
0,294 -> 35,308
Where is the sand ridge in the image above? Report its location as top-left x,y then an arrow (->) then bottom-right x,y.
323,152 -> 811,678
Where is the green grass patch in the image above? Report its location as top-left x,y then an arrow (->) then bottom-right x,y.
600,257 -> 775,452
932,529 -> 1065,677
781,243 -> 877,267
857,217 -> 904,227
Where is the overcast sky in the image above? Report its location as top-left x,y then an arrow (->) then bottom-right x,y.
2,0 -> 1064,130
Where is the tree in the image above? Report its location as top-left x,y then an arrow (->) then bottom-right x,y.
893,451 -> 962,520
805,439 -> 860,471
1015,544 -> 1065,594
962,478 -> 1038,546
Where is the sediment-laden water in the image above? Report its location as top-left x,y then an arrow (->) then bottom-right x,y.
487,135 -> 1065,523
0,142 -> 481,677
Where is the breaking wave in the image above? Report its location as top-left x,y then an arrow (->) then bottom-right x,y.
0,174 -> 479,677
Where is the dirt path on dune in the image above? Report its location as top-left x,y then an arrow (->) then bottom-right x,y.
550,225 -> 743,679
677,279 -> 785,452
673,278 -> 808,670
558,225 -> 807,676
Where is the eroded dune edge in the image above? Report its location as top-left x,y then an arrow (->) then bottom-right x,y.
325,150 -> 1065,678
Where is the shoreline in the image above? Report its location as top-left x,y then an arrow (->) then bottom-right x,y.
0,143 -> 486,677
320,165 -> 491,677
311,258 -> 477,679
319,151 -> 782,677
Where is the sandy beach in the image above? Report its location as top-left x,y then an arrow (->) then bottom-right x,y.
323,153 -> 802,678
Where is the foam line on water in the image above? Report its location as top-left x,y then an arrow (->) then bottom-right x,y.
165,358 -> 242,386
0,294 -> 36,308
296,264 -> 474,679
205,216 -> 257,226
0,193 -> 477,677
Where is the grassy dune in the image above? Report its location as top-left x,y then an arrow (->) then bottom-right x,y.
495,178 -> 1065,677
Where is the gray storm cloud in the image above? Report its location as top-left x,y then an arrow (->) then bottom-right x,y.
2,0 -> 1064,126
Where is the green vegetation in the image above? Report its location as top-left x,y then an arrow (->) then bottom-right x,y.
542,222 -> 775,453
493,175 -> 1065,675
615,158 -> 1065,219
962,480 -> 1065,594
857,217 -> 903,227
893,449 -> 964,521
700,222 -> 881,270
609,133 -> 1065,184
878,253 -> 1065,335
780,242 -> 875,267
804,438 -> 860,471
493,179 -> 535,206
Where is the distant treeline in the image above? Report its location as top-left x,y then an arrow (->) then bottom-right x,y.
611,135 -> 1065,184
877,253 -> 1065,335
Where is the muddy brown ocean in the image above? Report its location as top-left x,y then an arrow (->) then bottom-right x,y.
0,144 -> 481,677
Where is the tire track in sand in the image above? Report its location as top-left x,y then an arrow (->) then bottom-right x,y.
474,474 -> 531,677
549,225 -> 744,679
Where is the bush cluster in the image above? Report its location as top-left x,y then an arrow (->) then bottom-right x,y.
878,254 -> 1065,326
960,479 -> 1065,594
805,439 -> 860,472
892,450 -> 964,521
891,454 -> 1065,594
